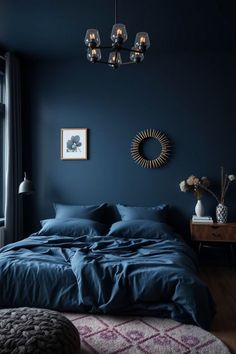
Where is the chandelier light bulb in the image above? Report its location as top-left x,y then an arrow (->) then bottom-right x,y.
130,47 -> 144,63
84,29 -> 101,48
108,51 -> 122,68
87,48 -> 101,63
111,24 -> 128,44
134,32 -> 150,51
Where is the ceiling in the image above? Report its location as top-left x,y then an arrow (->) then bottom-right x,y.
0,0 -> 235,58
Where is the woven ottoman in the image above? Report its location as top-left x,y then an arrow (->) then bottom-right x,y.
0,307 -> 80,354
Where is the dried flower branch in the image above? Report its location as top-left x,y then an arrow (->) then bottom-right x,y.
179,167 -> 235,205
219,167 -> 236,204
179,175 -> 210,200
197,183 -> 220,203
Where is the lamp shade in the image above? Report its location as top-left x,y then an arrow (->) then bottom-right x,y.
84,29 -> 101,48
18,173 -> 35,195
130,47 -> 144,63
87,47 -> 102,62
108,51 -> 122,68
134,32 -> 150,49
110,24 -> 128,43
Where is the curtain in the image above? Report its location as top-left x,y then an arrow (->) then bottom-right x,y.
4,53 -> 23,244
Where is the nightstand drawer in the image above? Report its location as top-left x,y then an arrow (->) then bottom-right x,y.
190,223 -> 236,242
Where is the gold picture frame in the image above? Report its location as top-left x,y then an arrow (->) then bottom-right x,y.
61,128 -> 88,160
131,129 -> 171,168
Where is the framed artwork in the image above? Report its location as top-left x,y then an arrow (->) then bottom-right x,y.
61,128 -> 88,160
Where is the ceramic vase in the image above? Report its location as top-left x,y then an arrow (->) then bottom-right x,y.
195,199 -> 204,217
216,203 -> 228,223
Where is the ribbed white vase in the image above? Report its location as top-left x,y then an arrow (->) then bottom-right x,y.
195,199 -> 204,217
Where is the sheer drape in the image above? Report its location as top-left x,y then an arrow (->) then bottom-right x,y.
4,52 -> 23,244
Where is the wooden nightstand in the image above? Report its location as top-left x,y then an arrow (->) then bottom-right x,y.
190,222 -> 236,243
190,222 -> 236,264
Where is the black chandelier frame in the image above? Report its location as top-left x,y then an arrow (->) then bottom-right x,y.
85,0 -> 150,68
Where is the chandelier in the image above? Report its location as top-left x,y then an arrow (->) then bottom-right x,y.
84,0 -> 150,69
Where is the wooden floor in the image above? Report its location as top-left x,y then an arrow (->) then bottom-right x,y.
200,266 -> 236,354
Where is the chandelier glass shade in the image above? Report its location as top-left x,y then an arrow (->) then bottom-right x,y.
84,1 -> 150,68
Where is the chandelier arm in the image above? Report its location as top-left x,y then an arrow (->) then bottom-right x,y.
93,60 -> 113,65
121,61 -> 137,65
97,46 -> 144,53
97,46 -> 114,49
93,60 -> 139,66
96,46 -> 145,53
120,47 -> 144,54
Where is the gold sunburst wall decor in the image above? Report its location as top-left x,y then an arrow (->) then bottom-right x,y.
131,129 -> 171,168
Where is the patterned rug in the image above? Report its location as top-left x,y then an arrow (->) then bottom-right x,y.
63,313 -> 230,354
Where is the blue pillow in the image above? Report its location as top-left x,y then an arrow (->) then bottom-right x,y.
108,220 -> 172,239
38,218 -> 108,237
54,203 -> 107,223
116,204 -> 168,223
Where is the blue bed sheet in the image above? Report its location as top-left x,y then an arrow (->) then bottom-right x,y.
0,233 -> 215,329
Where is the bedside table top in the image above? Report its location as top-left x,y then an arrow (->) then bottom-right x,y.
190,221 -> 236,226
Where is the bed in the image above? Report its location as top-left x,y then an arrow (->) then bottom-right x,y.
0,203 -> 215,330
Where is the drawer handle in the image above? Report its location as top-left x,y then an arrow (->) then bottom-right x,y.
211,226 -> 220,229
212,232 -> 222,238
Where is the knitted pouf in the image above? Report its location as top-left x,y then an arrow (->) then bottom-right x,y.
0,307 -> 80,354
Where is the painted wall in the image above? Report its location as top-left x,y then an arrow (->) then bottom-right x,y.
22,51 -> 236,236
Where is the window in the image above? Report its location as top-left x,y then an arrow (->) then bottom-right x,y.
0,58 -> 5,220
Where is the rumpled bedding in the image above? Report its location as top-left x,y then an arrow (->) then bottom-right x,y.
0,233 -> 215,329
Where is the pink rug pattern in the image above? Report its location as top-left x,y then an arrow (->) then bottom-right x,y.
63,313 -> 230,354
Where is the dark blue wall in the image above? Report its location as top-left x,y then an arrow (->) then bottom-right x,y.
22,51 -> 236,236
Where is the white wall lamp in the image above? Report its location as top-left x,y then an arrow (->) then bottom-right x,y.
18,172 -> 35,195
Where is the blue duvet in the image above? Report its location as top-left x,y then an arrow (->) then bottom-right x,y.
0,233 -> 215,329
